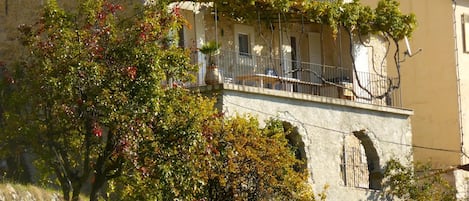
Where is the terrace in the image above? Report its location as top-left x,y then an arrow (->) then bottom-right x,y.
193,49 -> 402,107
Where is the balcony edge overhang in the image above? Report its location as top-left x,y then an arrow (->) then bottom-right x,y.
197,83 -> 414,116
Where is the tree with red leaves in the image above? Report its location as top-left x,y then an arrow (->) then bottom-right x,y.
1,0 -> 319,200
1,0 -> 197,200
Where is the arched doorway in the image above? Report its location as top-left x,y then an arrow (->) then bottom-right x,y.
342,130 -> 382,190
282,121 -> 307,172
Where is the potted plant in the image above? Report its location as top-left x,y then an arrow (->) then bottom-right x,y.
200,41 -> 222,85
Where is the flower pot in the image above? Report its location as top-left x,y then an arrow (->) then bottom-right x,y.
205,64 -> 223,85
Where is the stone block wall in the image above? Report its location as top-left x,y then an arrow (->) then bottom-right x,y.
0,0 -> 140,65
216,84 -> 413,200
0,0 -> 42,65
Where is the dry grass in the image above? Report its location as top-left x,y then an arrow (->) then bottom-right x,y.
0,183 -> 65,201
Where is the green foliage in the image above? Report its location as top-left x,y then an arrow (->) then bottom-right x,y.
199,41 -> 221,55
340,0 -> 376,35
382,159 -> 457,201
303,0 -> 415,39
114,114 -> 325,201
199,41 -> 221,65
1,0 -> 199,200
2,0 -> 324,200
203,116 -> 323,201
375,0 -> 416,41
117,90 -> 219,201
1,0 -> 417,200
208,0 -> 416,40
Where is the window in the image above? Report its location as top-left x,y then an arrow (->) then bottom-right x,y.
342,135 -> 369,188
234,24 -> 256,70
238,33 -> 250,56
341,131 -> 382,190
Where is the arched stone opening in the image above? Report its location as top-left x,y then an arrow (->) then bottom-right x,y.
353,130 -> 382,190
342,130 -> 382,190
282,121 -> 307,172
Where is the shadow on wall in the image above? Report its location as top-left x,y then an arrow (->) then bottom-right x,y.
283,121 -> 307,172
353,130 -> 383,190
364,189 -> 387,201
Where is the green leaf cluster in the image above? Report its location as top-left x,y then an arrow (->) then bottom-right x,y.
1,1 -> 319,200
199,41 -> 221,65
301,0 -> 416,40
207,0 -> 416,41
115,114 -> 324,201
382,159 -> 457,201
202,116 -> 322,201
115,90 -> 219,201
1,0 -> 198,200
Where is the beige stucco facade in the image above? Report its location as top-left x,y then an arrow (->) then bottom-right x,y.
400,0 -> 461,169
360,0 -> 463,166
359,0 -> 469,198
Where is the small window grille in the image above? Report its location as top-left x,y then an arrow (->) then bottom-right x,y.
342,136 -> 369,188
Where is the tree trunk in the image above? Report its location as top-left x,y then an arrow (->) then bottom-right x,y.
89,128 -> 115,201
53,165 -> 71,201
89,173 -> 106,201
71,179 -> 82,201
61,186 -> 71,201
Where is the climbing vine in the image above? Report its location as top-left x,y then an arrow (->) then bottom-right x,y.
205,0 -> 416,40
199,0 -> 416,101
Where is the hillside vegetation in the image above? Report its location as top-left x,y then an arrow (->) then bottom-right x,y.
0,183 -> 77,201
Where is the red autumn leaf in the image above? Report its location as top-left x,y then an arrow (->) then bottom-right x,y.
93,123 -> 103,137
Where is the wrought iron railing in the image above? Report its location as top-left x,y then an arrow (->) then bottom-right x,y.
193,49 -> 402,107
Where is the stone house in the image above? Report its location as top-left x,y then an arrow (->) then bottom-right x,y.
174,1 -> 413,200
0,0 -> 413,200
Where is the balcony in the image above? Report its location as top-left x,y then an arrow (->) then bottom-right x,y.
192,50 -> 402,107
